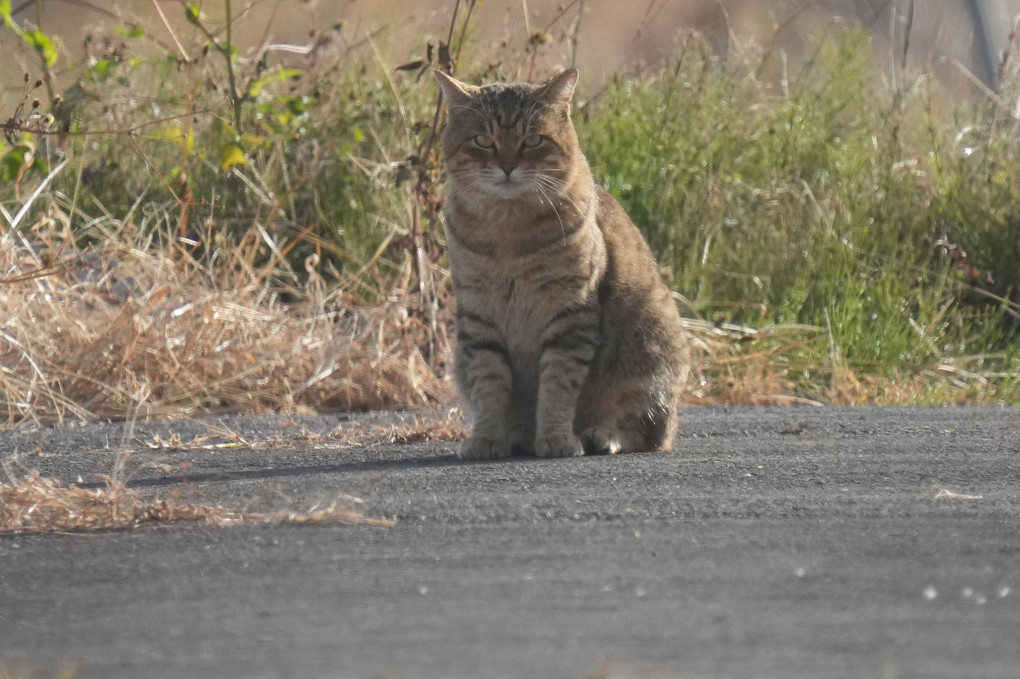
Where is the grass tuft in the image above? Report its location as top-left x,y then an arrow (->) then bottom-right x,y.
0,467 -> 392,534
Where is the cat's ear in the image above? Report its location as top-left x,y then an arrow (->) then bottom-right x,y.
538,68 -> 579,107
435,70 -> 477,109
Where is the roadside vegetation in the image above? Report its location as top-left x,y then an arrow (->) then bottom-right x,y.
581,29 -> 1020,404
2,0 -> 1018,437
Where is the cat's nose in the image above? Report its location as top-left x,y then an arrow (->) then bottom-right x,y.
498,161 -> 517,177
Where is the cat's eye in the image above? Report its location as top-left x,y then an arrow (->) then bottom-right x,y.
472,135 -> 495,149
522,134 -> 543,148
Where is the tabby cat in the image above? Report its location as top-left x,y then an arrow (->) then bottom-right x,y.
437,68 -> 690,459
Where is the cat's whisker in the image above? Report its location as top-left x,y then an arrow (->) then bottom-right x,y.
530,172 -> 567,188
528,179 -> 569,244
447,178 -> 491,203
530,174 -> 584,218
445,167 -> 497,200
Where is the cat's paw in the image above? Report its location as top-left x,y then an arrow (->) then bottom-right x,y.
535,432 -> 585,458
459,435 -> 512,460
579,427 -> 622,455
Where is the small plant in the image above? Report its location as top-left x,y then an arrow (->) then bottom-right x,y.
0,0 -> 59,99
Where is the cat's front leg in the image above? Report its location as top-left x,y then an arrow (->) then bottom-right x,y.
456,314 -> 515,460
534,305 -> 600,458
460,372 -> 514,459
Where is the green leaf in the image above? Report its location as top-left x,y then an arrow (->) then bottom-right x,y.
0,0 -> 14,29
281,95 -> 308,116
162,126 -> 195,155
246,69 -> 305,99
185,2 -> 201,24
240,133 -> 269,151
246,79 -> 266,99
90,58 -> 118,82
0,141 -> 36,182
219,143 -> 246,171
23,29 -> 58,67
114,25 -> 145,39
1,148 -> 27,182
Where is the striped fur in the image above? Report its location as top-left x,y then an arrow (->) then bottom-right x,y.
437,68 -> 690,459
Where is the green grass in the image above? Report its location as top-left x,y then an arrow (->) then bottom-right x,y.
1,3 -> 1018,427
578,29 -> 1019,402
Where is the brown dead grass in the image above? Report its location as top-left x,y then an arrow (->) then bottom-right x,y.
682,316 -> 1008,407
332,409 -> 469,445
0,467 -> 392,534
0,410 -> 470,534
684,318 -> 827,406
0,212 -> 453,429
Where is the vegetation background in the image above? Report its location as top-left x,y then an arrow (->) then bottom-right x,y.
2,0 -> 1019,431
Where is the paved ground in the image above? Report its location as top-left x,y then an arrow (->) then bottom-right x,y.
1,406 -> 1019,679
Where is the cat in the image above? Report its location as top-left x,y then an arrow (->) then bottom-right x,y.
436,67 -> 690,459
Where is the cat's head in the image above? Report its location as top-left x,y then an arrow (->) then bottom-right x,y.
436,69 -> 581,203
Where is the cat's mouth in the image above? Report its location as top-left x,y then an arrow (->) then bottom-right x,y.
465,168 -> 542,199
488,175 -> 528,196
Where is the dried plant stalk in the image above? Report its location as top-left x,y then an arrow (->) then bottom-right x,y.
0,470 -> 392,534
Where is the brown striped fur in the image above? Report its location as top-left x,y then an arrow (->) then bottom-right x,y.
437,68 -> 689,459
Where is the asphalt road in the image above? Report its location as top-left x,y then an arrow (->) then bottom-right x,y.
1,406 -> 1019,679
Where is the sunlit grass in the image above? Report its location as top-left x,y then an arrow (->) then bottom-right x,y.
579,29 -> 1020,402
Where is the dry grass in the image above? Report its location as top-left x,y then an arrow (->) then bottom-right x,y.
346,409 -> 469,444
1,202 -> 1003,436
1,204 -> 998,434
0,410 -> 469,534
683,316 -> 1013,407
683,318 -> 825,406
0,188 -> 453,429
0,466 -> 392,534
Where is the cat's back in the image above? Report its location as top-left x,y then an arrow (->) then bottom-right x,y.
593,186 -> 675,302
590,184 -> 688,378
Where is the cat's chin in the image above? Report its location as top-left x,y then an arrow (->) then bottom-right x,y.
480,180 -> 533,200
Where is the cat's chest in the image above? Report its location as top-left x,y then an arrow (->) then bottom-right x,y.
498,275 -> 552,337
473,263 -> 562,328
454,250 -> 596,345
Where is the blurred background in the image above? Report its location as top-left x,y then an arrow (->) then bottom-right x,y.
3,0 -> 1020,95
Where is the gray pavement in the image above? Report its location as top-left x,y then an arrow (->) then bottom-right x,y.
1,406 -> 1019,679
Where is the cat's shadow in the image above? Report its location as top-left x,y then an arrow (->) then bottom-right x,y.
76,447 -> 546,491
